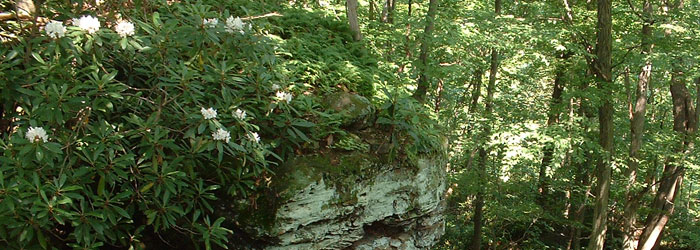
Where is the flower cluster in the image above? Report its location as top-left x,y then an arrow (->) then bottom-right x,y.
247,132 -> 260,143
45,16 -> 138,39
115,20 -> 135,37
276,91 -> 293,103
201,107 -> 217,120
203,18 -> 218,28
45,21 -> 67,38
26,127 -> 48,143
212,128 -> 231,143
73,15 -> 101,34
233,109 -> 246,120
225,16 -> 249,34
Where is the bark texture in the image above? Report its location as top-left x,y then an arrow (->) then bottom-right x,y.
346,0 -> 363,41
637,72 -> 696,250
622,1 -> 653,248
587,0 -> 613,247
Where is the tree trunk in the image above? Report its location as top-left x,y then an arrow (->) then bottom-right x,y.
567,85 -> 595,250
470,179 -> 485,250
471,1 -> 501,246
470,48 -> 499,250
538,69 -> 565,201
435,80 -> 444,113
388,0 -> 395,23
637,71 -> 697,250
412,0 -> 439,102
622,1 -> 653,249
587,0 -> 613,247
346,0 -> 363,41
380,0 -> 395,23
469,70 -> 484,115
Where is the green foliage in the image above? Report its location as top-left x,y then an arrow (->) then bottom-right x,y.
376,86 -> 444,159
329,132 -> 369,152
269,8 -> 378,96
0,0 -> 368,248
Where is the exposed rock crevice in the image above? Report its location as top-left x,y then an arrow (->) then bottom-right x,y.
258,155 -> 446,249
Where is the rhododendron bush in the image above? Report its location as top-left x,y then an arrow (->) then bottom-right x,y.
0,1 -> 338,248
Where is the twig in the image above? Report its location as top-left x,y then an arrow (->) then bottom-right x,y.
241,12 -> 282,21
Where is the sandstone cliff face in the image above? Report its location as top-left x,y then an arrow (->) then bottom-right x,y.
259,153 -> 446,249
228,93 -> 445,249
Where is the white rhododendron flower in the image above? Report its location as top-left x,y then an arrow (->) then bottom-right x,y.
233,109 -> 246,120
73,15 -> 100,34
247,132 -> 260,143
201,107 -> 217,120
115,20 -> 135,37
212,128 -> 231,143
271,84 -> 280,91
26,127 -> 48,143
276,91 -> 293,103
45,21 -> 66,38
225,16 -> 247,34
203,18 -> 218,28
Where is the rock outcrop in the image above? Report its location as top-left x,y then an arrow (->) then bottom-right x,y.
231,151 -> 446,249
324,92 -> 375,130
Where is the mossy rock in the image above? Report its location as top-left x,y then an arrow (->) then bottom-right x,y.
273,151 -> 385,202
324,92 -> 375,130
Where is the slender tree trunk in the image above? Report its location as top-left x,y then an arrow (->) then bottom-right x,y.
567,80 -> 596,250
471,2 -> 501,246
469,70 -> 484,115
381,0 -> 388,22
464,69 -> 484,142
435,80 -> 444,113
369,0 -> 375,21
538,69 -> 565,201
637,71 -> 697,250
587,0 -> 613,247
622,2 -> 653,248
471,180 -> 485,250
381,0 -> 395,23
463,69 -> 484,172
346,0 -> 363,41
470,49 -> 499,250
388,0 -> 395,23
696,77 -> 700,122
568,155 -> 592,250
412,0 -> 439,102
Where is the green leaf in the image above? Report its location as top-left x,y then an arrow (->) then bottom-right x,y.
97,175 -> 105,196
120,37 -> 128,50
152,12 -> 162,27
292,119 -> 315,128
31,52 -> 45,64
35,148 -> 43,161
37,229 -> 47,249
140,182 -> 154,193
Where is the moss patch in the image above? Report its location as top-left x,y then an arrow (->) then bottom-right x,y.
272,150 -> 387,202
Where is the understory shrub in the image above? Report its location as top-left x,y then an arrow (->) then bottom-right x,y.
0,1 -> 339,248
